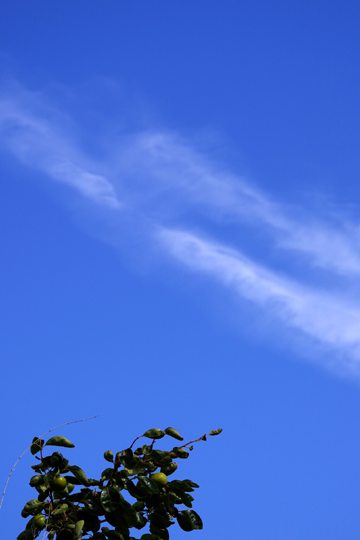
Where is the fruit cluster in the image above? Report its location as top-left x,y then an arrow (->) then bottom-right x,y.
17,427 -> 222,540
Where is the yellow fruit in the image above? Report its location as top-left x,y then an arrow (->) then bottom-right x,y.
151,472 -> 168,486
51,476 -> 67,490
34,514 -> 46,529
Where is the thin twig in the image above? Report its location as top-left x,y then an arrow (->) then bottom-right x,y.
129,435 -> 142,449
178,433 -> 208,449
0,415 -> 99,512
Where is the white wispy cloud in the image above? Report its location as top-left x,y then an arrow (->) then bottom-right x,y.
0,93 -> 120,208
278,223 -> 360,276
2,82 -> 360,372
116,131 -> 360,277
114,131 -> 287,228
158,228 -> 360,370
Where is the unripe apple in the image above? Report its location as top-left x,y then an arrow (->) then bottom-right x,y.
51,475 -> 67,491
33,514 -> 46,529
151,472 -> 168,486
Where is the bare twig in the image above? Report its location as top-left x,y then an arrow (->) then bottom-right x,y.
130,435 -> 142,449
0,415 -> 99,512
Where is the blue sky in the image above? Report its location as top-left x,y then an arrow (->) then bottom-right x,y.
2,1 -> 360,539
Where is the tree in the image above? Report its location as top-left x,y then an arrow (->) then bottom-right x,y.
17,426 -> 223,540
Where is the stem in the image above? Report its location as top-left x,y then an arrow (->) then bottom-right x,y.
177,434 -> 207,449
0,415 -> 99,511
130,435 -> 142,449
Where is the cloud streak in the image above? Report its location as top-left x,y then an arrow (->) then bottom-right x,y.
0,93 -> 120,208
116,131 -> 360,277
158,228 -> 360,369
1,83 -> 360,373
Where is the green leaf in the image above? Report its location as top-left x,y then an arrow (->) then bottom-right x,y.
35,486 -> 50,502
45,436 -> 75,448
107,532 -> 125,540
145,494 -> 161,512
149,512 -> 171,528
43,469 -> 59,483
84,499 -> 104,516
176,512 -> 192,532
132,501 -> 145,511
183,479 -> 199,489
23,499 -> 45,514
168,480 -> 194,493
143,429 -> 165,440
123,479 -> 143,499
59,458 -> 70,472
186,509 -> 203,529
181,493 -> 194,508
65,482 -> 75,495
50,451 -> 64,466
146,461 -> 158,473
30,437 -> 44,455
105,507 -> 128,528
77,508 -> 101,533
68,465 -> 89,486
119,504 -> 140,528
21,509 -> 31,518
88,478 -> 102,487
100,487 -> 121,513
73,520 -> 85,540
163,493 -> 176,515
164,428 -> 183,441
208,428 -> 223,436
137,476 -> 159,494
44,435 -> 75,448
37,455 -> 53,470
149,523 -> 169,540
66,492 -> 90,503
171,447 -> 189,459
101,467 -> 114,480
116,448 -> 136,469
141,535 -> 161,540
64,475 -> 83,485
24,498 -> 43,508
124,465 -> 146,476
36,489 -> 50,501
160,463 -> 177,476
150,450 -> 172,466
177,510 -> 203,531
52,503 -> 69,515
133,511 -> 147,530
17,531 -> 34,540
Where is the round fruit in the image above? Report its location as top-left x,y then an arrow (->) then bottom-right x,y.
34,514 -> 46,529
29,475 -> 44,487
51,476 -> 67,490
151,472 -> 168,486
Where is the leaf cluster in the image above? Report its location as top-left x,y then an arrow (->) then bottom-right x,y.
18,427 -> 222,540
